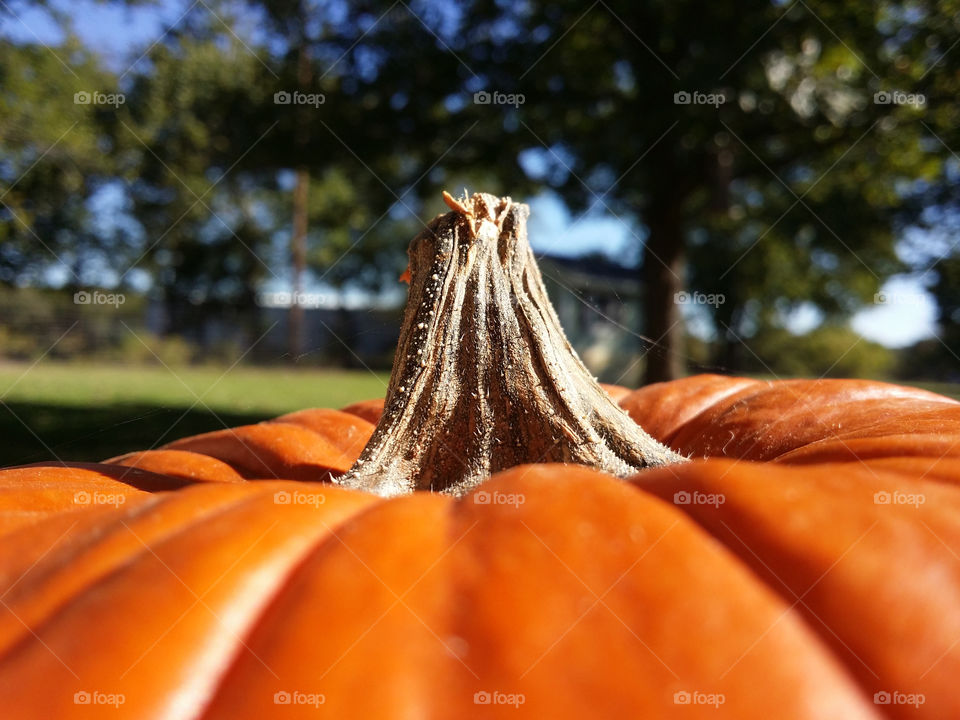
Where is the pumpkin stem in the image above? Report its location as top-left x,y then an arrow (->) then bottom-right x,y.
337,190 -> 686,496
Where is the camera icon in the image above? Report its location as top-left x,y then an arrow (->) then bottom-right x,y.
74,691 -> 91,704
274,91 -> 292,105
673,491 -> 691,505
274,490 -> 291,505
874,491 -> 891,505
473,91 -> 491,105
74,491 -> 91,505
674,691 -> 691,704
74,91 -> 91,105
874,292 -> 887,304
474,691 -> 491,704
274,691 -> 291,704
473,491 -> 491,504
74,290 -> 91,305
874,91 -> 891,105
673,291 -> 689,304
674,91 -> 691,105
874,691 -> 891,704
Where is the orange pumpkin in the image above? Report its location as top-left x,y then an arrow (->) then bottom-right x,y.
0,192 -> 957,718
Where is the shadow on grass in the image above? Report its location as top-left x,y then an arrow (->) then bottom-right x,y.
0,402 -> 272,468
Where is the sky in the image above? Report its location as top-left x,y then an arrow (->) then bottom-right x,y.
1,0 -> 940,348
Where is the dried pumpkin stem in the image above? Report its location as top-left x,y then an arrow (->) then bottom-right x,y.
337,190 -> 686,496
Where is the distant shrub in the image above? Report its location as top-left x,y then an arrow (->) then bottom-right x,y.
97,333 -> 195,366
892,338 -> 960,382
747,325 -> 896,379
0,288 -> 201,365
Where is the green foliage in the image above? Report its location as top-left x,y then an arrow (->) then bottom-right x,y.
747,325 -> 896,379
4,0 -> 960,379
894,338 -> 960,382
898,254 -> 960,381
0,38 -> 125,284
99,332 -> 195,366
931,254 -> 960,356
112,2 -> 422,327
117,29 -> 279,322
370,0 -> 955,376
0,286 -> 144,359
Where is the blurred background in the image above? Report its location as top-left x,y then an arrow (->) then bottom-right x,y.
2,0 -> 959,465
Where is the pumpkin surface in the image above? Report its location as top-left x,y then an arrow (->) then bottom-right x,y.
0,376 -> 957,718
1,192 -> 958,718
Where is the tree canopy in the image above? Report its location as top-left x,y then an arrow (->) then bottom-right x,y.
2,0 -> 958,378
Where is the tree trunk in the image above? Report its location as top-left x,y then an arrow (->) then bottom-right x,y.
288,40 -> 311,362
289,168 -> 308,360
641,196 -> 686,384
715,308 -> 743,372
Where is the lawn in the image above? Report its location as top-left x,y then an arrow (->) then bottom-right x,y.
0,361 -> 389,467
912,381 -> 960,401
1,361 -> 956,469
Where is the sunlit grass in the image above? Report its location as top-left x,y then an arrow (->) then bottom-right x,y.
0,361 -> 390,467
0,361 -> 389,414
0,361 -> 956,468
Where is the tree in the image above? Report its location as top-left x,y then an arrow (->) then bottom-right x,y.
112,1 -> 413,358
0,38 -> 127,288
115,0 -> 458,360
9,0 -> 959,383
359,0 -> 951,381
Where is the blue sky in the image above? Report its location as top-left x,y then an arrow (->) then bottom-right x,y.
1,0 -> 939,347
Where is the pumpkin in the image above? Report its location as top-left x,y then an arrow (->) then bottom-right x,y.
0,191 -> 958,719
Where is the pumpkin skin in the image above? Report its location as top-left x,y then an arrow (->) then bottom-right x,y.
0,375 -> 958,718
620,373 -> 960,467
1,192 -> 957,718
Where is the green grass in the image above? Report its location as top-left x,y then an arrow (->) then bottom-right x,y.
909,381 -> 960,401
0,361 -> 389,467
2,361 -> 957,470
